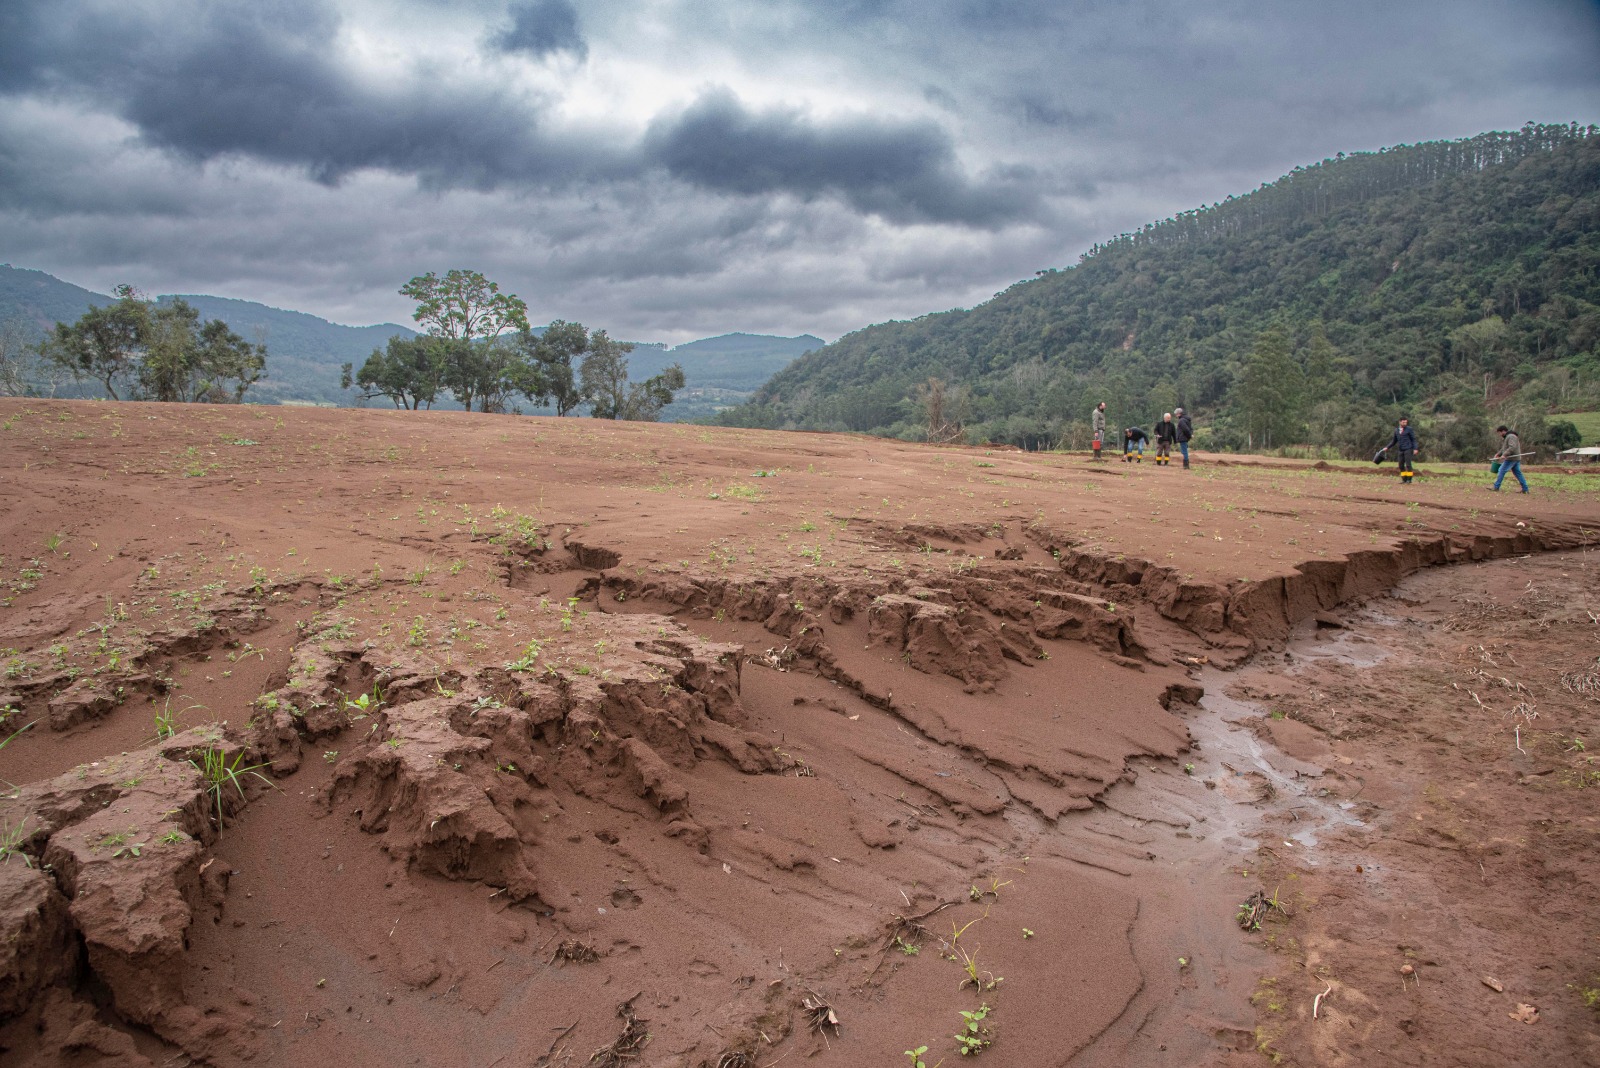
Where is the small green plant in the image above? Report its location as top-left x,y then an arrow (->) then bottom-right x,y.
0,819 -> 32,867
0,716 -> 37,751
159,830 -> 185,845
45,532 -> 65,553
955,945 -> 1001,991
1571,979 -> 1600,1013
111,840 -> 145,859
953,1004 -> 992,1056
190,746 -> 273,828
893,935 -> 921,955
1184,762 -> 1195,774
904,1046 -> 937,1068
154,702 -> 180,740
1021,928 -> 1033,939
323,750 -> 339,763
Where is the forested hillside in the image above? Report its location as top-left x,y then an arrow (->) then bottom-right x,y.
718,123 -> 1600,458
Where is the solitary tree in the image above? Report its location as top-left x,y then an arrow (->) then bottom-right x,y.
400,270 -> 530,342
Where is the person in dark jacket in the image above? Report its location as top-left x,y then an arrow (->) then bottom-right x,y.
1380,417 -> 1420,484
1174,407 -> 1193,468
1122,426 -> 1148,462
1154,412 -> 1178,466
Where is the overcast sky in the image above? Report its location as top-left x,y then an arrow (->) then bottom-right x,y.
3,0 -> 1598,344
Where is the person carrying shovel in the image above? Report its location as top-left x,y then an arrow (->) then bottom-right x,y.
1491,425 -> 1530,493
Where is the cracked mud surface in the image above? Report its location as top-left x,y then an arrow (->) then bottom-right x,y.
0,400 -> 1596,1067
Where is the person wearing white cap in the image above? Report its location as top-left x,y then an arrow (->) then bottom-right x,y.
1154,412 -> 1177,466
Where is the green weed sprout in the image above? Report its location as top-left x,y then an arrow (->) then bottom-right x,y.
956,944 -> 1001,991
190,746 -> 273,829
0,819 -> 32,867
954,1004 -> 992,1056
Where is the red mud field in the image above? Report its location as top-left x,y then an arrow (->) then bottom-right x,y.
0,398 -> 1596,1068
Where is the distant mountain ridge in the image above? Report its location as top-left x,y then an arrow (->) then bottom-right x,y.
0,265 -> 822,415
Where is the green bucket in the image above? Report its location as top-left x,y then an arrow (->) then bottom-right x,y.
1490,460 -> 1502,474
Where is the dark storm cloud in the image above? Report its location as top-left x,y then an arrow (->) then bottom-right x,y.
0,0 -> 611,189
643,90 -> 1040,227
0,0 -> 1034,227
491,0 -> 589,61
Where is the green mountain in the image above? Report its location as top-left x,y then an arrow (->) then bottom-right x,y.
0,266 -> 822,415
717,123 -> 1600,458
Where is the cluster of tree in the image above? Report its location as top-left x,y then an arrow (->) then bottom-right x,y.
342,270 -> 684,421
717,124 -> 1600,459
34,287 -> 266,402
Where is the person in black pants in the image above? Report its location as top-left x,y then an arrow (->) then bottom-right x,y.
1381,416 -> 1420,484
1175,407 -> 1193,468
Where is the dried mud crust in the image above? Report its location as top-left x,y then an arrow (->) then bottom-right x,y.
0,401 -> 1597,1067
1222,551 -> 1600,1066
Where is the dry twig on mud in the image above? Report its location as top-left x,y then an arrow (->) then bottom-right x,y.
550,939 -> 600,965
1561,658 -> 1600,699
1504,701 -> 1538,753
714,1052 -> 755,1068
801,990 -> 841,1037
532,1021 -> 579,1068
1236,888 -> 1288,932
883,900 -> 954,950
588,994 -> 648,1067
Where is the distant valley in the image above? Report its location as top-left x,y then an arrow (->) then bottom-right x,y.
0,265 -> 821,418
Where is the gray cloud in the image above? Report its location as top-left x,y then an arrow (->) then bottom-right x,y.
492,0 -> 589,60
643,89 -> 1041,226
1,0 -> 1597,346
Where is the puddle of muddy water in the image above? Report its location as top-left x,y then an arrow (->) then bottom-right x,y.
1192,673 -> 1363,860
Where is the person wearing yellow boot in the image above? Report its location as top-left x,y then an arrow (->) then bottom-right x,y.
1122,426 -> 1148,462
1381,416 -> 1420,485
1153,412 -> 1177,466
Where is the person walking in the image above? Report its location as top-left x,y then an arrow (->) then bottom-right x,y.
1122,426 -> 1148,462
1175,407 -> 1193,468
1380,416 -> 1420,485
1492,425 -> 1530,493
1091,402 -> 1107,461
1153,412 -> 1177,466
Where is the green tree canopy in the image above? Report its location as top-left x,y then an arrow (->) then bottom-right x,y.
43,286 -> 266,402
579,331 -> 685,420
342,335 -> 446,409
400,270 -> 530,342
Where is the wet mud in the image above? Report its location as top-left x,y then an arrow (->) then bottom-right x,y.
0,399 -> 1596,1066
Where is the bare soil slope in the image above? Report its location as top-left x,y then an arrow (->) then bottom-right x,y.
0,400 -> 1595,1067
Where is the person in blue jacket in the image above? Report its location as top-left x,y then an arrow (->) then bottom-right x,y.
1380,416 -> 1420,484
